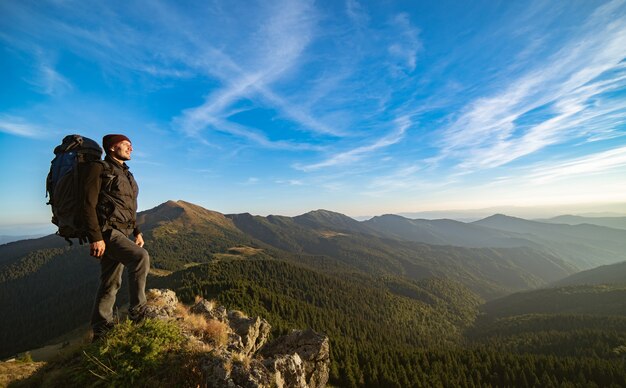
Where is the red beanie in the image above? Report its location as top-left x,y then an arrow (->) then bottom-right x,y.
103,134 -> 131,153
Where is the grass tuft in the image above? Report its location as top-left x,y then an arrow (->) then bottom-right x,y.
10,319 -> 202,387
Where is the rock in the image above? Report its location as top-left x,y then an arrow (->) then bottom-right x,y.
191,300 -> 229,323
143,289 -> 179,320
264,353 -> 307,388
231,358 -> 273,388
201,351 -> 273,388
228,313 -> 271,357
202,351 -> 236,387
261,329 -> 330,388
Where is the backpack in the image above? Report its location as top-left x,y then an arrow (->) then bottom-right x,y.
46,134 -> 103,245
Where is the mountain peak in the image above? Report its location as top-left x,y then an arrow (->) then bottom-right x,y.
300,209 -> 349,217
483,213 -> 511,219
293,209 -> 372,234
137,200 -> 236,231
370,214 -> 409,221
295,209 -> 359,224
474,213 -> 527,223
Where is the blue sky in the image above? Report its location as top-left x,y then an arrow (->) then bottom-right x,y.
1,0 -> 625,232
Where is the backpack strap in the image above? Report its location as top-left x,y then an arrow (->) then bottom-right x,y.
96,160 -> 132,232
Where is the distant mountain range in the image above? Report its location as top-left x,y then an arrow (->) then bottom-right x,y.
0,234 -> 48,245
2,200 -> 626,379
552,260 -> 626,287
226,208 -> 574,297
537,215 -> 626,230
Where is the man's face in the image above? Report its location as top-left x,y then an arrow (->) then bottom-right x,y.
110,140 -> 133,161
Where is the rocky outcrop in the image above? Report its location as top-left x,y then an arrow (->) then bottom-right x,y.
146,289 -> 330,388
262,329 -> 330,388
228,312 -> 272,357
143,289 -> 180,320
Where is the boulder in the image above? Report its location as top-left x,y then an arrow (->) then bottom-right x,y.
143,289 -> 179,320
261,329 -> 330,388
201,351 -> 273,388
264,353 -> 307,388
191,300 -> 229,324
228,312 -> 271,357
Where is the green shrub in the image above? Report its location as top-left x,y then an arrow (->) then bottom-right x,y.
16,352 -> 33,363
13,319 -> 202,388
81,319 -> 186,385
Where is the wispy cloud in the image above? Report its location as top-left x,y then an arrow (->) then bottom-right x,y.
0,116 -> 43,138
527,145 -> 626,184
27,55 -> 73,96
296,116 -> 411,171
345,0 -> 369,26
362,165 -> 423,196
172,0 -> 344,143
241,177 -> 260,186
387,13 -> 421,73
275,179 -> 305,186
438,0 -> 626,172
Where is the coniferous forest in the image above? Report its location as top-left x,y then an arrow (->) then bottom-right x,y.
158,257 -> 626,387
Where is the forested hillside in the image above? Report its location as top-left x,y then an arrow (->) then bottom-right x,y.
480,284 -> 626,317
552,260 -> 626,287
227,211 -> 574,298
154,257 -> 481,385
364,214 -> 533,248
0,245 -> 100,357
156,258 -> 626,387
473,214 -> 626,269
463,284 -> 626,387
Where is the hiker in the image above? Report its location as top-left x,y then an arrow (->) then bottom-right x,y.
82,134 -> 150,340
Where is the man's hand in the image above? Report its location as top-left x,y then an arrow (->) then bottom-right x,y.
90,240 -> 106,258
135,233 -> 145,247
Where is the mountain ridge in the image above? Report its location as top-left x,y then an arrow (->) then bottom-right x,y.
473,213 -> 626,269
537,214 -> 626,230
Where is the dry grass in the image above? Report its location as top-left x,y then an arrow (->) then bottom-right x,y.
178,306 -> 229,348
231,353 -> 251,371
174,302 -> 189,318
223,359 -> 233,374
204,320 -> 230,347
319,230 -> 348,238
226,246 -> 263,256
146,289 -> 163,300
181,313 -> 209,335
148,268 -> 172,277
207,300 -> 217,311
0,361 -> 46,387
196,298 -> 216,312
229,310 -> 248,319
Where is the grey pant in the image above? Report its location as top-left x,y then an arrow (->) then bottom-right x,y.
91,228 -> 150,330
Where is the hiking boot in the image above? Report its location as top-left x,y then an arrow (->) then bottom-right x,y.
92,322 -> 115,342
128,304 -> 149,323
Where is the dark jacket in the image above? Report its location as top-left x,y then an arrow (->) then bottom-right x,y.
81,155 -> 141,243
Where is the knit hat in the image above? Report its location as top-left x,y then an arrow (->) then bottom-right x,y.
102,134 -> 131,154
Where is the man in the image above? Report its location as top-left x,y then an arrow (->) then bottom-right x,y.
82,134 -> 150,340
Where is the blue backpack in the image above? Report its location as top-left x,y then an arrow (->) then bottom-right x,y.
46,135 -> 103,244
